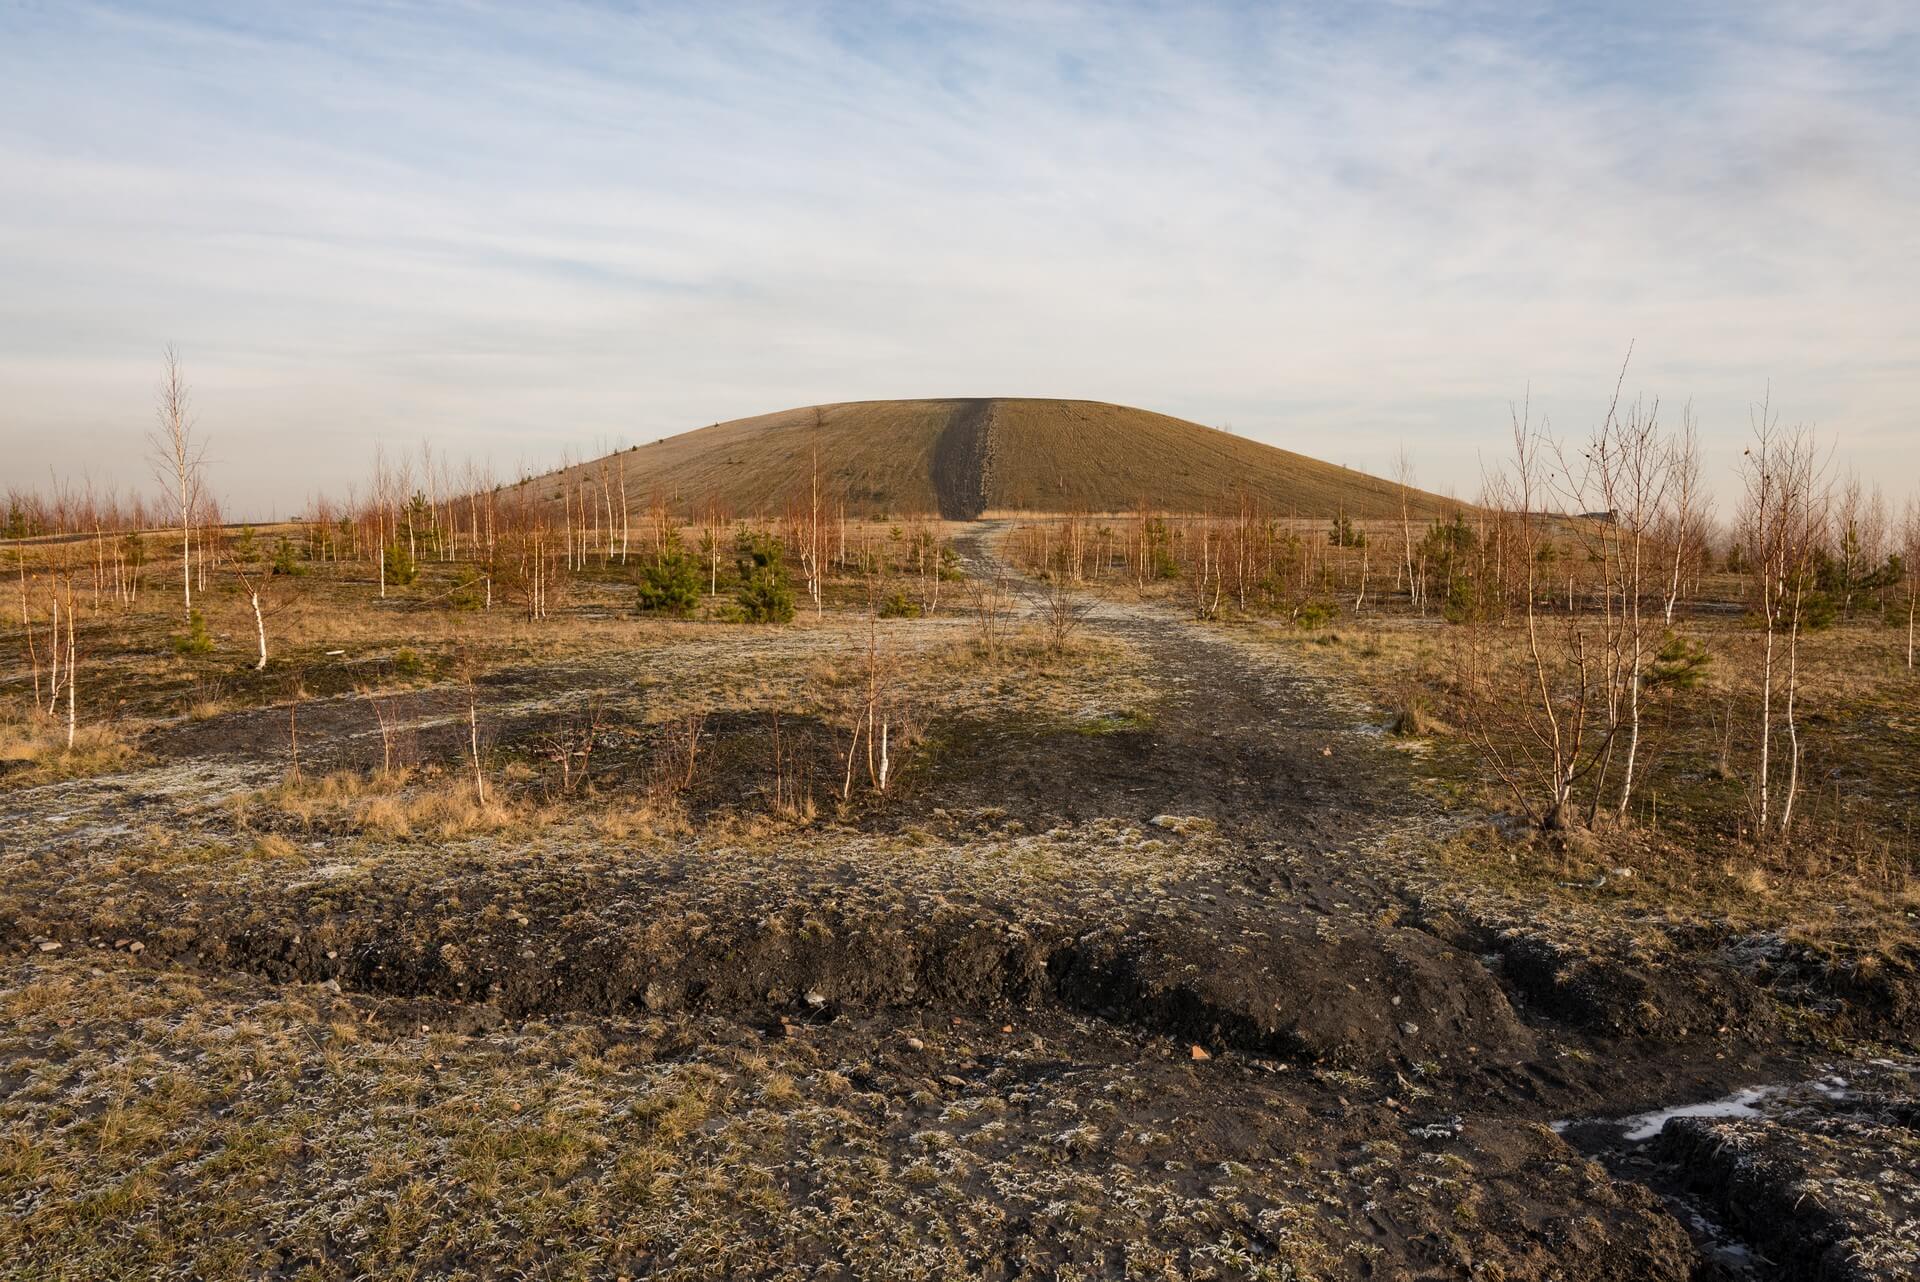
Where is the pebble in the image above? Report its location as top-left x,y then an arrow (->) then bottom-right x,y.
37,940 -> 60,952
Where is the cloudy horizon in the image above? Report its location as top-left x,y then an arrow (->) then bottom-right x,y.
3,0 -> 1916,518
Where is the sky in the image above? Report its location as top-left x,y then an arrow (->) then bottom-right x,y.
2,0 -> 1917,517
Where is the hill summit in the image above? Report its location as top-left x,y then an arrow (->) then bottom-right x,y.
541,398 -> 1455,520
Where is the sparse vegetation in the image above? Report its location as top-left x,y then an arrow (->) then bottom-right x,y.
4,369 -> 1918,1281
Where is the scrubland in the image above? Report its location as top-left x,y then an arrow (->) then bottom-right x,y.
5,409 -> 1920,1279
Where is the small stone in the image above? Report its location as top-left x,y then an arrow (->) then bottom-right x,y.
904,1036 -> 926,1052
37,940 -> 61,952
326,950 -> 338,960
1399,1021 -> 1421,1037
1190,1044 -> 1212,1062
804,990 -> 827,1009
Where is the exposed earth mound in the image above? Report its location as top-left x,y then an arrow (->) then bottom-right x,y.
520,397 -> 1463,519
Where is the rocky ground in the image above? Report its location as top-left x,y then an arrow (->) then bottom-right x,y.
1,526 -> 1917,1280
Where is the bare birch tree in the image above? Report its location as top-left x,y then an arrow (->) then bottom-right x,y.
1660,407 -> 1707,624
1904,495 -> 1920,670
1738,402 -> 1826,840
148,347 -> 205,624
1394,447 -> 1421,613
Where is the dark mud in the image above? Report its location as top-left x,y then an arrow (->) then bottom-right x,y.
1557,1062 -> 1920,1280
930,397 -> 995,520
6,525 -> 1919,1279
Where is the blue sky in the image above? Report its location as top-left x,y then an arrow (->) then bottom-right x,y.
2,1 -> 1916,514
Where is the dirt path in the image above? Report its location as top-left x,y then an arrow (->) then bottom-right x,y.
4,526 -> 1915,1279
938,524 -> 1920,1278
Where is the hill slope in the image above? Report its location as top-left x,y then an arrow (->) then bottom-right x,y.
532,398 -> 1457,520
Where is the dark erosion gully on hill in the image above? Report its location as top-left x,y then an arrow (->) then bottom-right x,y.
930,397 -> 996,520
4,527 -> 1917,1280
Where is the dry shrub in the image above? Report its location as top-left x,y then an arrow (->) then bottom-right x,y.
356,793 -> 412,838
252,768 -> 520,838
394,782 -> 520,838
1387,686 -> 1448,737
248,833 -> 301,860
649,712 -> 706,798
944,624 -> 1106,672
258,769 -> 394,827
0,710 -> 134,782
590,796 -> 690,842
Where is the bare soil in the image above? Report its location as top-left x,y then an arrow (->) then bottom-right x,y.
2,525 -> 1916,1279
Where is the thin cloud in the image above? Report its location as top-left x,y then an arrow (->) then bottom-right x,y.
0,0 -> 1914,512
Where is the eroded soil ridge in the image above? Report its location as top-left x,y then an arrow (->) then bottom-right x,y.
4,526 -> 1917,1280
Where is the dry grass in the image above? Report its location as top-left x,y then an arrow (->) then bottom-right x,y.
1227,611 -> 1920,943
0,951 -> 1375,1282
1426,817 -> 1920,967
245,769 -> 528,840
0,706 -> 135,785
587,796 -> 691,842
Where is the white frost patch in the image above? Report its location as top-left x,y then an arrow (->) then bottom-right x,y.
1557,1072 -> 1864,1143
1617,1087 -> 1777,1141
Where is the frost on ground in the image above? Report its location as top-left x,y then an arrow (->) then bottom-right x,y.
2,539 -> 1917,1280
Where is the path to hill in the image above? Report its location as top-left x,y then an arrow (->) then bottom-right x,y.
940,523 -> 1920,1276
7,526 -> 1915,1278
945,520 -> 1420,884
